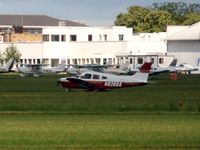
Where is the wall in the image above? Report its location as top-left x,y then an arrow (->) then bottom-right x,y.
167,41 -> 200,66
0,42 -> 43,60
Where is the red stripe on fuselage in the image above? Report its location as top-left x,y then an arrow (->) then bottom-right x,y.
59,79 -> 147,90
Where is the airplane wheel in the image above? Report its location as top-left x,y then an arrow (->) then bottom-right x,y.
65,88 -> 71,92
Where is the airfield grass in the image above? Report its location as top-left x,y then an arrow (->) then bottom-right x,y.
0,114 -> 200,149
0,73 -> 200,149
0,73 -> 200,113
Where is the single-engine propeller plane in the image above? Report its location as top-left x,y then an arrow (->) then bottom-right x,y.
58,62 -> 152,92
18,63 -> 66,76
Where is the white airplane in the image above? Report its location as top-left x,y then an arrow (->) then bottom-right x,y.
0,58 -> 15,73
58,62 -> 152,92
130,59 -> 177,76
41,64 -> 66,73
175,63 -> 199,74
18,64 -> 66,76
150,59 -> 177,75
66,61 -> 129,75
102,61 -> 130,75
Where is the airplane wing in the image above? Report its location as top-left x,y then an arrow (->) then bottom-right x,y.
67,78 -> 96,90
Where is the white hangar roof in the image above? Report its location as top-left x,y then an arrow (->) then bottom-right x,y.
167,22 -> 200,41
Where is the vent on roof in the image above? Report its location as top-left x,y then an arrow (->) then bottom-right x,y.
58,21 -> 66,26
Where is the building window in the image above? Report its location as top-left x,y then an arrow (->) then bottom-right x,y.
151,58 -> 154,64
61,35 -> 66,42
119,34 -> 124,41
88,34 -> 92,41
103,58 -> 107,65
99,35 -> 102,41
70,35 -> 77,41
67,59 -> 70,65
42,35 -> 49,41
138,58 -> 143,64
130,58 -> 133,64
51,59 -> 59,67
159,58 -> 164,64
103,34 -> 107,41
51,35 -> 59,41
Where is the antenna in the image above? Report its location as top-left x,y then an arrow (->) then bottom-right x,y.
21,15 -> 24,26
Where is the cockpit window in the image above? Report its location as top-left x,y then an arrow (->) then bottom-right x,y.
93,74 -> 100,79
80,73 -> 92,79
102,76 -> 107,79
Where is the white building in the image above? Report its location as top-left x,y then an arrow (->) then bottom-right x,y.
0,15 -> 172,68
167,22 -> 200,68
41,26 -> 171,67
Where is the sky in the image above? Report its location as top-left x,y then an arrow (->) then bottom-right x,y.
0,0 -> 200,26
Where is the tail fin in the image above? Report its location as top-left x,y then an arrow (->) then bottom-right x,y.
133,62 -> 152,82
119,60 -> 130,71
57,64 -> 66,70
5,58 -> 15,71
169,59 -> 177,66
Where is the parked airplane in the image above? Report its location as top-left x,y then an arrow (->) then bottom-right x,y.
41,64 -> 66,73
175,63 -> 199,74
66,61 -> 129,75
149,59 -> 177,75
18,64 -> 66,76
58,62 -> 152,92
0,58 -> 15,73
129,59 -> 177,76
66,64 -> 104,75
102,60 -> 130,75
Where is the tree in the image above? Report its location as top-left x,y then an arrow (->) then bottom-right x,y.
182,13 -> 200,25
151,2 -> 200,24
3,44 -> 21,62
114,6 -> 174,32
143,10 -> 174,32
115,2 -> 200,32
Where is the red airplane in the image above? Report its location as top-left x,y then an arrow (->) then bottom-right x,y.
58,62 -> 152,92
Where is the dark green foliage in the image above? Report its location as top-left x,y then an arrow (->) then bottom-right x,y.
3,44 -> 22,62
115,2 -> 200,32
115,6 -> 174,32
151,2 -> 200,24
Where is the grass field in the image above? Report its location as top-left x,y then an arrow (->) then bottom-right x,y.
0,73 -> 200,149
0,73 -> 200,113
0,114 -> 200,149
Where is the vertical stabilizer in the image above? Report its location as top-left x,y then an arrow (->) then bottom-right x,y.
169,59 -> 177,66
5,58 -> 15,72
133,62 -> 152,82
119,60 -> 130,71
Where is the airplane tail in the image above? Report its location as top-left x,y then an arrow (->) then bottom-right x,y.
119,60 -> 130,71
57,64 -> 66,70
169,59 -> 177,66
133,62 -> 152,82
5,58 -> 15,72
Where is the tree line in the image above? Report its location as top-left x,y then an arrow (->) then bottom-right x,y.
114,2 -> 200,33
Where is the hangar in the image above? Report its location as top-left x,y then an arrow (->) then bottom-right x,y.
167,22 -> 200,72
